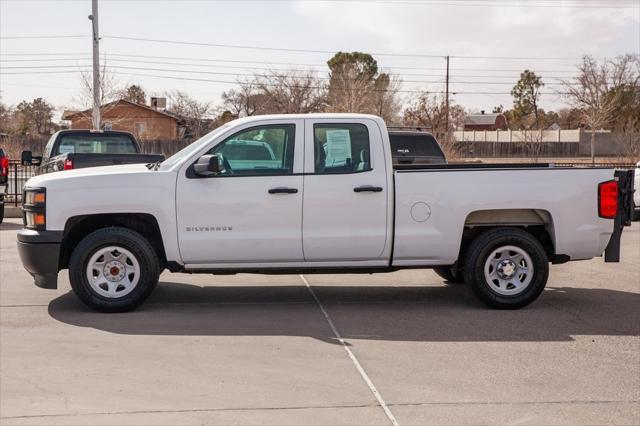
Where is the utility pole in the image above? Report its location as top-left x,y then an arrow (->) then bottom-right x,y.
444,55 -> 450,143
89,0 -> 100,130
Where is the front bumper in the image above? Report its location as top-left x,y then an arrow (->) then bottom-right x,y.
17,229 -> 63,289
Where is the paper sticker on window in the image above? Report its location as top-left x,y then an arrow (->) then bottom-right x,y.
325,129 -> 352,166
58,144 -> 75,154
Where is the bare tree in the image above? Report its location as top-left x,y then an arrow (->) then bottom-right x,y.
562,55 -> 639,164
371,73 -> 403,125
221,80 -> 262,117
613,114 -> 640,162
72,64 -> 127,128
517,129 -> 546,163
252,71 -> 327,114
404,92 -> 465,133
165,90 -> 211,140
223,70 -> 327,116
0,102 -> 12,133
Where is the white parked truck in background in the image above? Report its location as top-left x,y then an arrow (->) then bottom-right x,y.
17,114 -> 635,312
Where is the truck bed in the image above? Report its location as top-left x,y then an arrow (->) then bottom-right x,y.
392,165 -> 624,267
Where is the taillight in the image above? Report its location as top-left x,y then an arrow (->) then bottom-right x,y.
63,158 -> 74,170
598,180 -> 618,219
0,156 -> 8,176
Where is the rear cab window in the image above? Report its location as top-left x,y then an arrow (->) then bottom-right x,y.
55,134 -> 138,155
389,133 -> 444,158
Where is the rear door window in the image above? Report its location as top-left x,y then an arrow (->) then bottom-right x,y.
313,124 -> 371,174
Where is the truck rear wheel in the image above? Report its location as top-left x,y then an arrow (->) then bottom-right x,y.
433,266 -> 465,283
463,227 -> 549,309
69,227 -> 160,312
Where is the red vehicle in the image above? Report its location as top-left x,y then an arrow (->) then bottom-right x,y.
0,147 -> 8,224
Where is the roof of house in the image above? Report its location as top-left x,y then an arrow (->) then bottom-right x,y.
465,113 -> 503,126
62,99 -> 178,121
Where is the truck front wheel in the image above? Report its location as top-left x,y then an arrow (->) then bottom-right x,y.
463,227 -> 549,309
69,227 -> 160,312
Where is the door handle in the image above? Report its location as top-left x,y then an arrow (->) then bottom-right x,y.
268,187 -> 298,194
354,185 -> 383,193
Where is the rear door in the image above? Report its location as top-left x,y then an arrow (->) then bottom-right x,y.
302,118 -> 392,263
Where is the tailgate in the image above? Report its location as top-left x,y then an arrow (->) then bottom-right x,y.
604,169 -> 635,262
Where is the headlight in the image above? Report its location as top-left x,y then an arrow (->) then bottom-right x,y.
24,191 -> 46,205
23,188 -> 46,230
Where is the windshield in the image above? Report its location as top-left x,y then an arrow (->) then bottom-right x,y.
158,124 -> 231,170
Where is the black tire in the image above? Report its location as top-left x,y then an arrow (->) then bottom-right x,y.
632,203 -> 640,221
463,227 -> 549,309
69,227 -> 160,312
433,265 -> 465,283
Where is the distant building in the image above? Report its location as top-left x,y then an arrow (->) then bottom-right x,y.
62,99 -> 178,140
463,111 -> 508,131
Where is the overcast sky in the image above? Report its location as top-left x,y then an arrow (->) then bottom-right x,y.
1,0 -> 638,118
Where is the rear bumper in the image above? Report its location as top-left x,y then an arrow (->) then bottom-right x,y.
17,229 -> 63,289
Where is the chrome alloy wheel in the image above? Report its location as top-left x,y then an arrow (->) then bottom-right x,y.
86,246 -> 140,298
483,245 -> 534,296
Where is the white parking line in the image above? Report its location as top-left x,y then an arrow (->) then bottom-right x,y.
299,274 -> 400,426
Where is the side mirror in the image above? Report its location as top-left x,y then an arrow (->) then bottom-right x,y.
21,150 -> 33,166
193,154 -> 225,177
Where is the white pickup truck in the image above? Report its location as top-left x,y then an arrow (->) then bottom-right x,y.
17,114 -> 635,312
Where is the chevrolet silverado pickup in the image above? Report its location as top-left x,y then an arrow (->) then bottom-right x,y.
17,114 -> 635,312
22,129 -> 164,173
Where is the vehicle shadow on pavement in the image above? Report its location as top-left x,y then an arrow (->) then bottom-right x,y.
47,281 -> 640,344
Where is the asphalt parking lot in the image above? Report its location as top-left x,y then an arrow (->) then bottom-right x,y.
1,218 -> 638,425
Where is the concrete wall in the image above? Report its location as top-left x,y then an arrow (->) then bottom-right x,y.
452,129 -> 637,157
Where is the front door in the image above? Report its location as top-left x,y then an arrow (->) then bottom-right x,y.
176,120 -> 304,265
302,119 -> 391,263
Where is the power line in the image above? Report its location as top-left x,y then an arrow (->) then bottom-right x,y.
0,35 -> 86,39
102,35 -> 604,61
5,0 -> 636,8
0,55 -> 582,75
0,51 -> 585,72
0,65 -> 445,83
0,52 -> 89,56
103,35 -> 447,58
1,67 -> 568,95
111,70 -> 571,95
0,68 -> 570,95
0,64 -> 583,85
